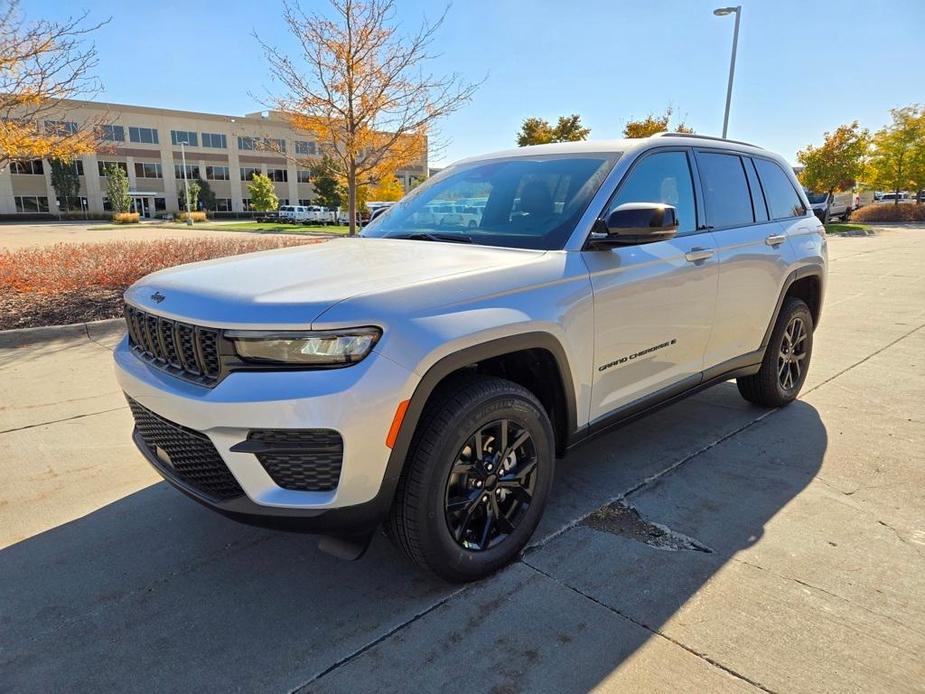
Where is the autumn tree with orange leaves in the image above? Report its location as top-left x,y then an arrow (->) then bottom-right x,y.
0,1 -> 107,169
259,0 -> 479,235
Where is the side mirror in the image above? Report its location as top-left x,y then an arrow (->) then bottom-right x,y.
589,202 -> 679,248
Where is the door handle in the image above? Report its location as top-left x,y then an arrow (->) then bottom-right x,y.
684,248 -> 715,263
765,234 -> 787,246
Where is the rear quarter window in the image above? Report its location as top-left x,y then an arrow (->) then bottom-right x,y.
753,158 -> 807,219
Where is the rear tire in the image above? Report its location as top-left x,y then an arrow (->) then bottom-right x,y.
386,374 -> 555,582
737,297 -> 813,407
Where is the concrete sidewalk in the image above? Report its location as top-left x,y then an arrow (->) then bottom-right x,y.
1,229 -> 923,693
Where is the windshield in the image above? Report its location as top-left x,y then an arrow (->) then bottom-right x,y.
806,192 -> 828,204
361,153 -> 620,250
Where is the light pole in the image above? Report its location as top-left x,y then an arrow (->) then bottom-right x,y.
180,141 -> 192,226
714,5 -> 741,139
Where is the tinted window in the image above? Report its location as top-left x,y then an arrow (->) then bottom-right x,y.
697,152 -> 754,228
754,158 -> 806,219
608,150 -> 697,234
363,154 -> 618,250
744,158 -> 769,222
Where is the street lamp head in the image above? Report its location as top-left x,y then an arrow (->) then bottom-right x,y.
713,6 -> 739,16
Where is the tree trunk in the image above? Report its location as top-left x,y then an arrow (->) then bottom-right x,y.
348,164 -> 357,237
894,188 -> 900,206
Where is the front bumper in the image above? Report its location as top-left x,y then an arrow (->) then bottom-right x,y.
115,335 -> 418,532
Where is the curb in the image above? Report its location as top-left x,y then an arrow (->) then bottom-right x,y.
0,317 -> 125,349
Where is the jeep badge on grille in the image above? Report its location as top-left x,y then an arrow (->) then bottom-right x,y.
150,291 -> 166,304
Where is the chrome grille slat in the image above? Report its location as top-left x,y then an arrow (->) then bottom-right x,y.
125,305 -> 220,386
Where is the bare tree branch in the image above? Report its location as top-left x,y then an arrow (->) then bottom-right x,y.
257,0 -> 481,235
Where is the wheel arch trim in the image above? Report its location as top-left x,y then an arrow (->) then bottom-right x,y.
379,331 -> 578,509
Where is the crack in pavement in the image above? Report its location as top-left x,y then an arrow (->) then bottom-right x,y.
291,584 -> 467,693
582,501 -> 714,553
0,406 -> 127,436
521,559 -> 779,694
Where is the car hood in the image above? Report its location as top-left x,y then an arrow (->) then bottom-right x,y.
124,237 -> 547,328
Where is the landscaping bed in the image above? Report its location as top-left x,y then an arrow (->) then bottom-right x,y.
0,236 -> 320,330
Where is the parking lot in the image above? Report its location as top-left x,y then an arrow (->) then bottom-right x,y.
1,227 -> 923,692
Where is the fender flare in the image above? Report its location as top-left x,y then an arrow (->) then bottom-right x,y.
761,264 -> 825,349
373,331 -> 579,513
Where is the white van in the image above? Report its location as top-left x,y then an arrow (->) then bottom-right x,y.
279,205 -> 310,223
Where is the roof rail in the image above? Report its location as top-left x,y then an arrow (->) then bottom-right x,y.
651,132 -> 763,149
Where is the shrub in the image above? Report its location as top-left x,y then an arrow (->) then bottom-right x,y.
0,237 -> 318,294
851,203 -> 925,223
177,211 -> 208,222
112,212 -> 140,224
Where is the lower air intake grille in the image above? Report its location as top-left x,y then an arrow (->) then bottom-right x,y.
246,429 -> 344,492
128,397 -> 244,501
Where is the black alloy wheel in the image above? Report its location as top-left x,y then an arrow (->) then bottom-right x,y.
444,419 -> 538,551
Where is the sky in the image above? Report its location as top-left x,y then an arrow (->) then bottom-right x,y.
28,0 -> 925,166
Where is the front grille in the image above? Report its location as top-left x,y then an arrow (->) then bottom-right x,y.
246,429 -> 344,492
125,305 -> 222,386
128,397 -> 245,501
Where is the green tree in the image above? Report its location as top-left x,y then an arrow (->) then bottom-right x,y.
516,114 -> 590,146
867,105 -> 924,204
178,179 -> 201,212
49,158 -> 80,212
104,162 -> 130,213
797,122 -> 869,206
623,106 -> 693,138
247,172 -> 279,212
310,156 -> 343,209
196,177 -> 216,210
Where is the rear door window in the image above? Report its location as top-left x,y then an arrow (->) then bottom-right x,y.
695,152 -> 754,229
753,158 -> 807,219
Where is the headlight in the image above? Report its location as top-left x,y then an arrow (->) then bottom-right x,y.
225,327 -> 381,366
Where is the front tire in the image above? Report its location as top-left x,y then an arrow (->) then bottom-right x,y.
737,297 -> 813,407
386,374 -> 555,582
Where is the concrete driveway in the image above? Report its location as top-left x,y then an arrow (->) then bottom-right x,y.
1,229 -> 923,693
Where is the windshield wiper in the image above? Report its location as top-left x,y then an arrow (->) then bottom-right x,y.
391,232 -> 472,244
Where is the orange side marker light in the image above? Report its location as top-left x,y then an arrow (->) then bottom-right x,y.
386,399 -> 410,449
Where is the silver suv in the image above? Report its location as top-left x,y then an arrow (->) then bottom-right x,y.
116,133 -> 826,581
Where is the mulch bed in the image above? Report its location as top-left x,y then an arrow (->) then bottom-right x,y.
0,288 -> 125,331
0,236 -> 323,331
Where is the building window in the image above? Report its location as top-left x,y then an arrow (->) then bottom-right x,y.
265,138 -> 286,153
298,198 -> 312,206
295,140 -> 316,156
297,170 -> 311,183
10,159 -> 44,175
14,195 -> 50,212
242,198 -> 252,211
174,164 -> 200,180
71,160 -> 85,176
56,196 -> 88,210
129,126 -> 159,144
98,161 -> 128,176
205,165 -> 230,181
44,120 -> 78,136
134,162 -> 163,179
240,167 -> 260,181
99,124 -> 125,142
170,130 -> 198,147
267,168 -> 287,182
201,132 -> 227,149
154,197 -> 167,212
238,136 -> 256,150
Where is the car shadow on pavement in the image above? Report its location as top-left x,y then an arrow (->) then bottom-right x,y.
0,386 -> 827,693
